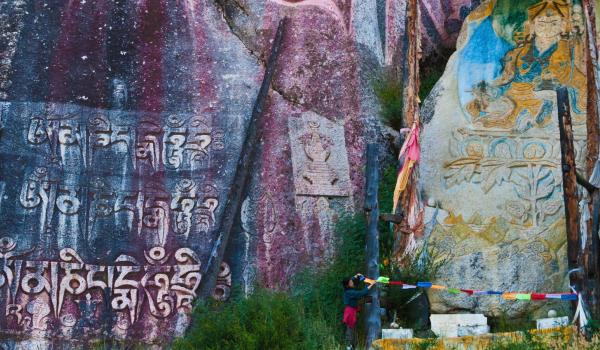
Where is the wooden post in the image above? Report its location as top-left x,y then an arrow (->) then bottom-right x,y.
402,0 -> 421,127
583,0 -> 600,320
365,143 -> 381,348
556,86 -> 582,292
199,18 -> 288,298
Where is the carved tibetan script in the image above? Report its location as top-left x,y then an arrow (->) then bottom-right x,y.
0,101 -> 235,342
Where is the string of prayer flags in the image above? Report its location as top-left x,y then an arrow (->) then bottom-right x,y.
371,277 -> 577,301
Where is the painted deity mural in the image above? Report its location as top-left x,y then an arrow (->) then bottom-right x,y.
420,0 -> 586,317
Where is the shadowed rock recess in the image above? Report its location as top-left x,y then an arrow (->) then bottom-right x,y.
0,0 -> 478,347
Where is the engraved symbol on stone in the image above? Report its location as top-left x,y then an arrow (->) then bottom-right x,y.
163,115 -> 187,169
0,239 -> 33,306
195,183 -> 219,234
56,186 -> 81,215
26,299 -> 50,331
60,313 -> 77,327
141,184 -> 171,247
19,167 -> 47,209
88,113 -> 132,167
171,179 -> 197,238
135,121 -> 162,171
6,304 -> 24,326
212,262 -> 231,301
184,116 -> 213,168
171,248 -> 202,312
27,117 -> 48,144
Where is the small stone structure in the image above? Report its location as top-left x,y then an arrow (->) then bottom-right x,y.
381,328 -> 414,339
430,314 -> 489,338
536,316 -> 569,330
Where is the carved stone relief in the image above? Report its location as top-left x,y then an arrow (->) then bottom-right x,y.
288,112 -> 351,197
0,101 -> 235,342
4,103 -> 226,173
0,238 -> 204,335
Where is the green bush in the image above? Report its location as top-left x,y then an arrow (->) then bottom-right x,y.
172,290 -> 341,350
372,70 -> 404,130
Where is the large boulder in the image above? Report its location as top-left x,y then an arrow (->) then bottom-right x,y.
420,0 -> 587,317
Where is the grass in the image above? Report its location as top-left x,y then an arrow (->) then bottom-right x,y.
485,329 -> 600,350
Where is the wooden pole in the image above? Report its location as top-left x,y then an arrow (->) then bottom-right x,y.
582,0 -> 600,319
199,18 -> 288,298
556,86 -> 582,293
365,143 -> 381,348
402,0 -> 421,127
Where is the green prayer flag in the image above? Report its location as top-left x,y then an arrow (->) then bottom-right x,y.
377,276 -> 390,284
516,294 -> 531,301
448,288 -> 461,294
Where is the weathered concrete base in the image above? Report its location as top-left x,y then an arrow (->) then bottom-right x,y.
382,328 -> 414,339
536,317 -> 569,330
430,314 -> 489,338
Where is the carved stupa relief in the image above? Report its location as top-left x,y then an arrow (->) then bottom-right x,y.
288,111 -> 351,198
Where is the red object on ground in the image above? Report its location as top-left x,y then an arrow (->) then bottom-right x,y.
343,306 -> 358,328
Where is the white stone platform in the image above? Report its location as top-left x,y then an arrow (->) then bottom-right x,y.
430,314 -> 489,338
536,316 -> 569,330
381,328 -> 413,339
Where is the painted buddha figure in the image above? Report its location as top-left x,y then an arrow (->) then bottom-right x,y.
469,0 -> 586,130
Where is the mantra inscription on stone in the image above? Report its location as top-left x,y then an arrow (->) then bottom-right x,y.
19,172 -> 219,246
0,238 -> 201,331
0,102 -> 226,172
0,102 -> 238,340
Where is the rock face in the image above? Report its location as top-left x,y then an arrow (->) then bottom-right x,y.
0,0 -> 513,347
0,0 -> 261,346
0,0 -> 405,347
421,0 -> 587,317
